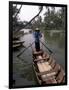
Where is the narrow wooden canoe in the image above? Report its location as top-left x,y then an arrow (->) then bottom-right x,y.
13,44 -> 21,48
32,49 -> 65,85
13,40 -> 25,44
13,40 -> 25,49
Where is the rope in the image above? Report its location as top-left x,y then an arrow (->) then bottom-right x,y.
15,6 -> 43,33
40,40 -> 53,54
14,5 -> 22,19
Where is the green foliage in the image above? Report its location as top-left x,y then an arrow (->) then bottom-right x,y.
32,6 -> 65,30
31,16 -> 42,30
13,5 -> 24,31
43,7 -> 65,30
12,5 -> 65,31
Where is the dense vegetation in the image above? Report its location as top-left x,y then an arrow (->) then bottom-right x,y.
12,5 -> 66,32
32,6 -> 65,30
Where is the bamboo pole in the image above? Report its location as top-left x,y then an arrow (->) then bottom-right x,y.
17,41 -> 35,57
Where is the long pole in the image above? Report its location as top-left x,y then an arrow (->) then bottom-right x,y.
40,40 -> 53,54
15,6 -> 43,34
14,5 -> 22,19
17,41 -> 35,57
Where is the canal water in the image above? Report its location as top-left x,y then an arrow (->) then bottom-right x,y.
13,29 -> 65,87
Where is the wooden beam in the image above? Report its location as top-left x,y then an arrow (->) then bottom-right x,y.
15,6 -> 43,34
14,5 -> 22,19
37,64 -> 60,76
34,57 -> 47,62
37,70 -> 57,76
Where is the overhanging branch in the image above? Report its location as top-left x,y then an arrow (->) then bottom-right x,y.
14,6 -> 43,34
14,5 -> 22,19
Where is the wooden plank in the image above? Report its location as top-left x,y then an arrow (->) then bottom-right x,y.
44,62 -> 52,71
37,63 -> 44,72
37,55 -> 52,71
37,70 -> 57,76
42,75 -> 57,84
37,59 -> 53,81
37,56 -> 50,72
48,57 -> 52,64
50,59 -> 56,68
13,44 -> 21,48
37,64 -> 60,76
37,56 -> 46,72
13,41 -> 25,44
42,52 -> 50,60
33,50 -> 43,55
45,78 -> 57,84
36,55 -> 52,75
56,68 -> 65,83
42,62 -> 51,71
34,58 -> 47,62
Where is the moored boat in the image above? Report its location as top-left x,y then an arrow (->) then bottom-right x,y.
12,40 -> 25,49
13,44 -> 21,48
13,40 -> 25,45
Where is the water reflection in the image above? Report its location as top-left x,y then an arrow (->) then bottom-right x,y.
44,30 -> 65,46
44,30 -> 65,70
20,65 -> 37,81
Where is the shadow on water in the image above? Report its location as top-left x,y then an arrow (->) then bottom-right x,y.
13,45 -> 26,52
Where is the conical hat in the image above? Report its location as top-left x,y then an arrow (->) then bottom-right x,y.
35,28 -> 40,31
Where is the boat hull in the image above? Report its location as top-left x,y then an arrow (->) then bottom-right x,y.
32,49 -> 65,85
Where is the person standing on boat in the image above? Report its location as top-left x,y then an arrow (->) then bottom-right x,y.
33,28 -> 42,51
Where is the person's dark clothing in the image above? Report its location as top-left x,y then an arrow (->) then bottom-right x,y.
33,31 -> 42,51
35,41 -> 40,51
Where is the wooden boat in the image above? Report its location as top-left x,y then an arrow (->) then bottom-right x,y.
13,40 -> 25,45
12,40 -> 25,49
13,43 -> 21,48
32,49 -> 65,85
13,37 -> 20,40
